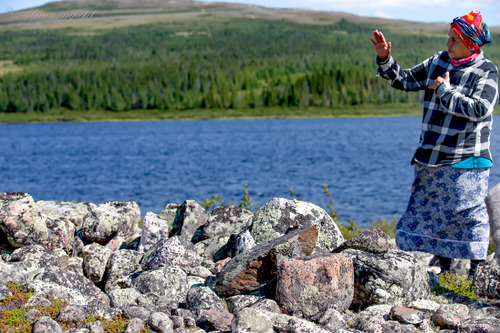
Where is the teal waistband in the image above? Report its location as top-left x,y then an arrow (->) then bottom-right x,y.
451,157 -> 492,169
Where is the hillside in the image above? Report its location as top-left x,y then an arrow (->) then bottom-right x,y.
0,0 -> 498,122
0,0 -> 457,32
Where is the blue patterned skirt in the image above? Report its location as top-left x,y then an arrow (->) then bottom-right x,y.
395,164 -> 490,260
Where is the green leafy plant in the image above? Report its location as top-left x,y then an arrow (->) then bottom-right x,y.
433,272 -> 477,299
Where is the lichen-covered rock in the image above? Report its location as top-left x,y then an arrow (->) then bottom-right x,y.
56,304 -> 87,326
81,242 -> 113,284
137,212 -> 172,253
132,265 -> 188,304
28,269 -> 107,307
171,200 -> 209,243
0,260 -> 28,285
104,249 -> 144,292
7,245 -> 61,279
187,286 -> 227,318
108,288 -> 142,308
198,307 -> 233,332
276,253 -> 354,321
141,235 -> 201,273
81,201 -> 141,243
37,200 -> 93,228
342,248 -> 430,310
0,192 -> 48,248
335,228 -> 393,254
211,226 -> 318,296
249,198 -> 344,252
432,303 -> 469,330
148,312 -> 174,333
203,205 -> 253,239
458,318 -> 500,333
195,234 -> 230,267
32,316 -> 64,333
485,183 -> 500,266
472,262 -> 500,299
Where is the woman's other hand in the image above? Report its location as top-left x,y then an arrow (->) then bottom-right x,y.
371,30 -> 392,60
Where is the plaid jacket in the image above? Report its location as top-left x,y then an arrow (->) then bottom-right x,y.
377,51 -> 499,166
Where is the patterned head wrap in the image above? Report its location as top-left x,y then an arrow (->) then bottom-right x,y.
451,11 -> 491,52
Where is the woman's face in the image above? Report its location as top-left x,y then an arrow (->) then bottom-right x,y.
447,27 -> 474,60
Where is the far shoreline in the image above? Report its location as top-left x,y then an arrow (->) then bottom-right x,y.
0,103 -> 426,124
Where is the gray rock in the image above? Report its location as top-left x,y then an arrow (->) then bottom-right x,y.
138,212 -> 172,253
132,265 -> 188,303
56,304 -> 87,326
37,200 -> 94,250
141,235 -> 201,273
473,262 -> 500,299
432,303 -> 469,330
123,305 -> 151,321
342,248 -> 431,309
104,249 -> 143,292
81,242 -> 113,284
148,312 -> 174,333
0,260 -> 28,285
32,316 -> 63,333
231,307 -> 274,333
8,244 -> 61,279
335,228 -> 394,254
124,317 -> 145,333
249,198 -> 344,252
82,201 -> 141,243
195,234 -> 230,265
108,288 -> 142,308
84,320 -> 105,333
485,182 -> 500,266
27,269 -> 106,306
171,200 -> 209,243
458,318 -> 500,332
203,205 -> 253,239
157,203 -> 179,229
187,286 -> 226,318
0,192 -> 48,248
226,294 -> 264,314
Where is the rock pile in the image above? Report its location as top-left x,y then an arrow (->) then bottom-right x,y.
0,192 -> 499,333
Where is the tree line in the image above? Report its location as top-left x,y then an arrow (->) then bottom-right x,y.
0,18 -> 498,113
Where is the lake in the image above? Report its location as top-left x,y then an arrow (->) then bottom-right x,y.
2,116 -> 500,228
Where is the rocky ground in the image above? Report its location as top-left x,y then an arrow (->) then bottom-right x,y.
0,192 -> 499,333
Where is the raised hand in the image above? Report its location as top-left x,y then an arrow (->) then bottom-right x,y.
370,30 -> 392,59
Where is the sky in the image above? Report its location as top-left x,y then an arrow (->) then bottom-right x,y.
1,0 -> 499,26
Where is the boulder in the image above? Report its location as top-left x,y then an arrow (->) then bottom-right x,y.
202,205 -> 253,239
275,253 -> 354,321
249,198 -> 344,252
7,245 -> 61,279
104,249 -> 144,292
334,228 -> 394,254
137,212 -> 172,253
81,201 -> 141,243
81,242 -> 113,284
132,265 -> 188,304
211,225 -> 318,296
0,192 -> 48,248
141,235 -> 201,273
485,182 -> 500,266
342,248 -> 430,310
472,262 -> 500,299
170,200 -> 209,243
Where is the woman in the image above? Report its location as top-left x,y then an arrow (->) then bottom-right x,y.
371,11 -> 499,280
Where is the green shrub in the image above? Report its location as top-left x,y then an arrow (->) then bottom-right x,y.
433,272 -> 476,299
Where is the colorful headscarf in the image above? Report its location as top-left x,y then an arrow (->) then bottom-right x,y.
451,10 -> 491,52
